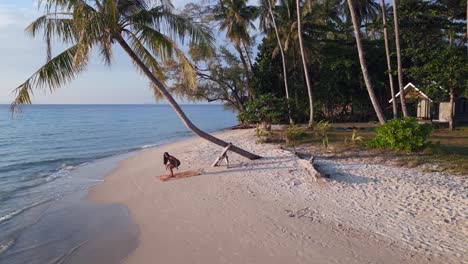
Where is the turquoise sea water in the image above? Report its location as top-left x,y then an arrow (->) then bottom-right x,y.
0,104 -> 237,262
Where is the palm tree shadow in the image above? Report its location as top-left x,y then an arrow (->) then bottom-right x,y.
227,155 -> 296,168
205,155 -> 296,175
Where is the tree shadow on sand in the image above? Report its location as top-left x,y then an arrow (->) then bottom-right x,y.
314,160 -> 375,185
203,155 -> 296,176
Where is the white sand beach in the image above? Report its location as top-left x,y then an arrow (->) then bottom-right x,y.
89,129 -> 467,264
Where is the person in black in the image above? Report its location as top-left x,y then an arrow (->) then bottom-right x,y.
163,152 -> 181,178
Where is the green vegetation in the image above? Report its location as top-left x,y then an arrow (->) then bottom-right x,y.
367,118 -> 432,152
315,121 -> 332,149
262,124 -> 468,175
238,94 -> 289,130
285,125 -> 307,152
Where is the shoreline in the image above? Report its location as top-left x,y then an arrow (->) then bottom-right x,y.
89,128 -> 466,263
0,153 -> 139,264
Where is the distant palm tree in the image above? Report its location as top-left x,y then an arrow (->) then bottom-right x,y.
392,0 -> 408,117
213,0 -> 258,97
296,0 -> 314,126
380,0 -> 397,118
272,0 -> 315,125
341,0 -> 379,28
259,0 -> 293,124
12,0 -> 260,160
346,0 -> 386,124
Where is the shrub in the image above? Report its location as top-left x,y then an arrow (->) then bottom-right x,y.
367,117 -> 432,152
237,94 -> 289,130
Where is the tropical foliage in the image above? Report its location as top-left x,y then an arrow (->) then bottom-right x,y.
367,117 -> 433,152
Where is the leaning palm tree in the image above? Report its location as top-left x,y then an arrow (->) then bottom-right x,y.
346,0 -> 386,124
11,0 -> 260,160
380,0 -> 397,118
259,0 -> 293,124
392,0 -> 408,117
296,0 -> 314,126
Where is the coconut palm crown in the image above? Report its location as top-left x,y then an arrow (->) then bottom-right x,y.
12,0 -> 261,160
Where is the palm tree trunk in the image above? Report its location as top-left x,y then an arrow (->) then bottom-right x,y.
116,36 -> 261,160
449,86 -> 455,131
268,0 -> 293,124
393,0 -> 408,117
380,0 -> 397,118
347,0 -> 386,124
235,43 -> 253,98
241,40 -> 254,71
296,0 -> 314,126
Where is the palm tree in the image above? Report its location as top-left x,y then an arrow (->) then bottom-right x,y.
213,0 -> 258,96
296,0 -> 314,125
346,0 -> 386,124
341,0 -> 379,31
392,0 -> 408,117
380,0 -> 397,118
259,0 -> 293,124
11,0 -> 260,160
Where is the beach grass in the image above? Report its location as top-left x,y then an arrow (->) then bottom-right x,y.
261,123 -> 468,175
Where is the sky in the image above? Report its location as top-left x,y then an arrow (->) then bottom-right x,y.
0,0 -> 197,104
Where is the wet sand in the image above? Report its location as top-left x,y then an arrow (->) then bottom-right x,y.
90,129 -> 464,263
0,155 -> 138,264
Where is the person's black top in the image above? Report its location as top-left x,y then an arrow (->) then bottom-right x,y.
163,152 -> 181,168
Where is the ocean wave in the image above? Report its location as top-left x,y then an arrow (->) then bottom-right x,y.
0,237 -> 15,256
141,143 -> 159,149
0,199 -> 54,225
0,158 -> 84,174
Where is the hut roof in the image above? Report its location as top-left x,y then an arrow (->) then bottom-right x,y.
389,82 -> 433,103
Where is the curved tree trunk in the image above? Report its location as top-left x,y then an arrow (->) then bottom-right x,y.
347,0 -> 386,124
393,0 -> 408,117
116,36 -> 261,160
380,0 -> 397,118
268,0 -> 293,124
296,0 -> 314,126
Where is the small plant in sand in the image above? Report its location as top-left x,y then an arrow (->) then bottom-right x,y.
255,127 -> 273,144
315,121 -> 331,149
345,129 -> 364,145
367,117 -> 432,152
285,125 -> 307,153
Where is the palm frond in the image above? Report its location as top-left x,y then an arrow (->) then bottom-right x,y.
128,6 -> 214,48
26,14 -> 77,60
126,30 -> 165,80
99,32 -> 113,65
133,24 -> 197,89
11,44 -> 85,111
